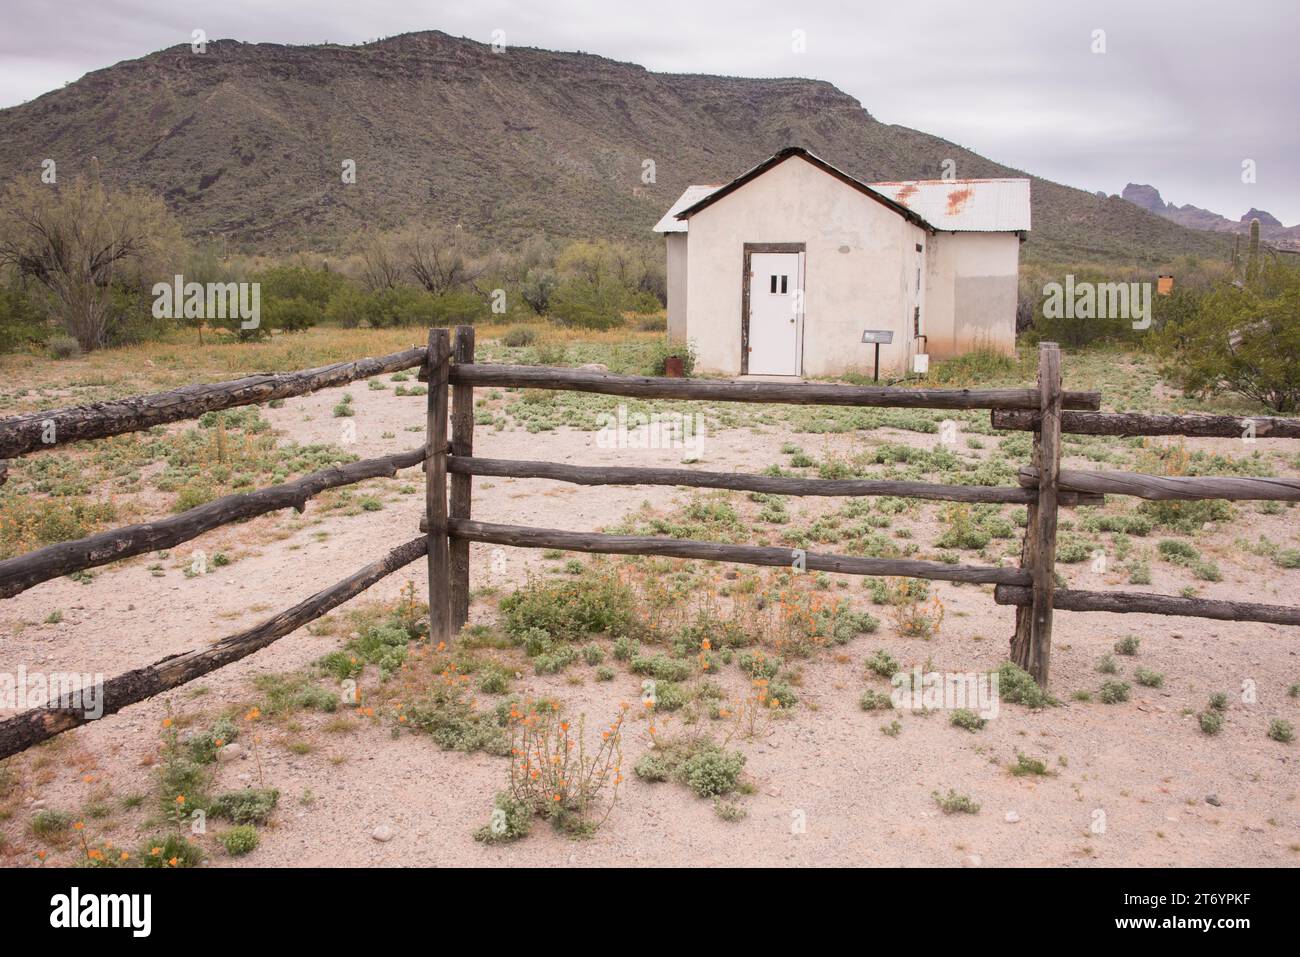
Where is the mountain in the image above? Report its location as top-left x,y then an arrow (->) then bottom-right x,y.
1120,183 -> 1299,249
0,31 -> 1230,266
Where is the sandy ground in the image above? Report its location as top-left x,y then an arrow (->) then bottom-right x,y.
2,378 -> 1298,867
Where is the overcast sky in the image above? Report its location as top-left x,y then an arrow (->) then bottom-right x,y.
3,0 -> 1296,223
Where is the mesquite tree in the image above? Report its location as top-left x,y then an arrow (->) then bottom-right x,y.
0,176 -> 183,350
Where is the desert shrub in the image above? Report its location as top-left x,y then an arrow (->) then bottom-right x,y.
1114,634 -> 1141,656
139,833 -> 204,868
1155,262 -> 1300,412
402,675 -> 510,755
678,745 -> 746,798
30,809 -> 72,839
1010,753 -> 1052,777
501,326 -> 537,347
950,708 -> 986,732
630,654 -> 692,682
478,703 -> 624,840
473,792 -> 534,844
1198,711 -> 1224,735
1099,680 -> 1130,704
499,572 -> 639,643
188,716 -> 239,764
865,648 -> 901,679
859,689 -> 894,711
218,825 -> 259,856
997,662 -> 1057,708
1135,667 -> 1164,688
1268,719 -> 1295,743
47,334 -> 81,359
549,277 -> 628,330
932,789 -> 980,814
209,788 -> 279,825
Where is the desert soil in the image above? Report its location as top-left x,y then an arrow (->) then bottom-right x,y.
2,377 -> 1298,867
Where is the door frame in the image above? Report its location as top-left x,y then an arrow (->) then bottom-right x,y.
741,242 -> 806,375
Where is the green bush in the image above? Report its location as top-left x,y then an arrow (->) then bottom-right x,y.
218,825 -> 259,856
678,746 -> 746,798
1099,680 -> 1130,704
500,574 -> 639,643
473,792 -> 534,844
208,788 -> 279,825
549,278 -> 628,330
138,833 -> 204,868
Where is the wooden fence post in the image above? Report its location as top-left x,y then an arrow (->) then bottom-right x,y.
449,325 -> 475,631
1011,342 -> 1062,685
425,328 -> 452,643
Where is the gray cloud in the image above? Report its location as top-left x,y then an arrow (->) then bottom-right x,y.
3,0 -> 1296,223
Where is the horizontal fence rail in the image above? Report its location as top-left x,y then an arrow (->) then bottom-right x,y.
0,537 -> 428,761
449,455 -> 1105,506
438,517 -> 1031,586
0,346 -> 426,459
992,408 -> 1300,439
1019,466 -> 1300,502
995,585 -> 1300,627
0,447 -> 426,600
449,363 -> 1103,411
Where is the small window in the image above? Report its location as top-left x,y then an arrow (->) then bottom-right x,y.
769,275 -> 777,293
780,275 -> 788,294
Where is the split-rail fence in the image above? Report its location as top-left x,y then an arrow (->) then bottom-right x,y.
1,327 -> 1297,759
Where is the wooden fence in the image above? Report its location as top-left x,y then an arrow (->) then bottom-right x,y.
1,327 -> 1298,759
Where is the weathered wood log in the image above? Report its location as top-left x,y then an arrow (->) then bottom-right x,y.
0,447 -> 426,600
448,455 -> 1103,506
425,330 -> 452,642
450,363 -> 1101,411
0,347 -> 427,459
993,408 -> 1300,439
1019,466 -> 1300,502
995,585 -> 1300,627
448,326 -> 475,631
0,537 -> 428,761
1011,343 -> 1062,686
439,518 -> 1031,586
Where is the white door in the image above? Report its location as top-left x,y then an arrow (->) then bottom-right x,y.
748,252 -> 802,375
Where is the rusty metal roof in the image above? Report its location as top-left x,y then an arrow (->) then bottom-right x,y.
870,178 -> 1031,232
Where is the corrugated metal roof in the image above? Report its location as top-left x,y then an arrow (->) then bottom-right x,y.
869,179 -> 1031,232
652,185 -> 721,232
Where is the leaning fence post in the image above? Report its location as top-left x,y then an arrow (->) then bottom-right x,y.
425,328 -> 452,643
449,325 -> 476,631
1011,342 -> 1062,685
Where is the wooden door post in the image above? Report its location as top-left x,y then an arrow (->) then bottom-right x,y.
425,328 -> 452,643
1011,342 -> 1062,685
449,325 -> 476,631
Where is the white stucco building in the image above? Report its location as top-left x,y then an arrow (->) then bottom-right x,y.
652,147 -> 1030,378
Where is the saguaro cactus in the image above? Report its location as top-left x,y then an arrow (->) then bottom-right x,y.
1246,217 -> 1261,282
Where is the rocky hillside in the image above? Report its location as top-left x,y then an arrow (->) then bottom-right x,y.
0,31 -> 1229,266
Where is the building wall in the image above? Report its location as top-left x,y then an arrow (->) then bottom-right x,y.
665,233 -> 688,344
922,232 -> 1020,360
683,156 -> 928,377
